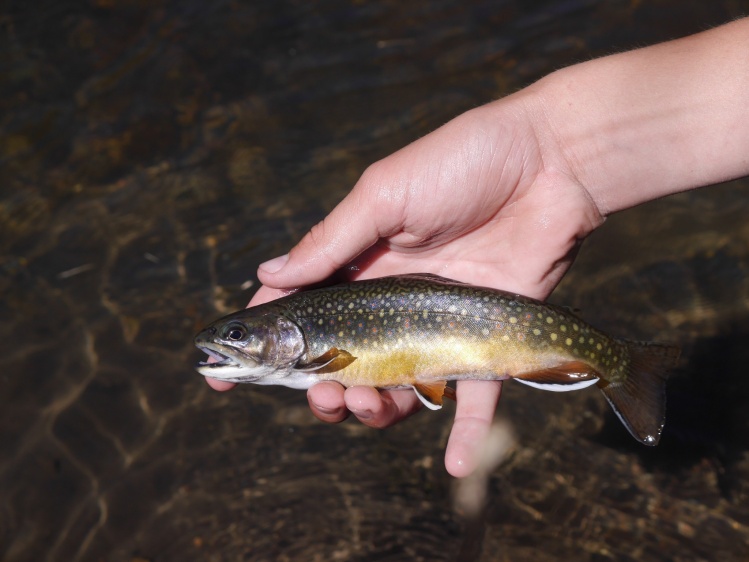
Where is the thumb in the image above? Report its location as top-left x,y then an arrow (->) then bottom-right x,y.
258,173 -> 398,289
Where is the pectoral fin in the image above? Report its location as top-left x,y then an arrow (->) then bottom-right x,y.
296,348 -> 356,374
413,381 -> 451,410
514,361 -> 600,392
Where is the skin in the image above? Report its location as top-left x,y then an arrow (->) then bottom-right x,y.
207,19 -> 749,477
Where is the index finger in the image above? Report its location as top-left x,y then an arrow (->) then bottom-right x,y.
257,166 -> 401,289
444,380 -> 503,478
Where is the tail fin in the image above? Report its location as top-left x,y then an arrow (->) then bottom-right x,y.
598,341 -> 680,445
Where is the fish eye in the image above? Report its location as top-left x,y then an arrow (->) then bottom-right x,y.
224,324 -> 247,341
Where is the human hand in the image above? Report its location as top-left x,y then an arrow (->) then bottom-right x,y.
206,87 -> 604,477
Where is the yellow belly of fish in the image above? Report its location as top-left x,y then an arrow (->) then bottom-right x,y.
322,338 -> 576,388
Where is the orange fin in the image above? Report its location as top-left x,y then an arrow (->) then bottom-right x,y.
443,385 -> 457,402
597,341 -> 680,446
296,348 -> 356,374
413,381 -> 449,410
514,361 -> 600,391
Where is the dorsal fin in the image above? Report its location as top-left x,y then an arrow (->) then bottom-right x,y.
295,348 -> 356,374
398,273 -> 464,284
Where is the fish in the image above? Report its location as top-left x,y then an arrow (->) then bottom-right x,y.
194,273 -> 680,445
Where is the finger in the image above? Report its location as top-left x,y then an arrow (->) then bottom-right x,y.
246,284 -> 294,307
204,378 -> 237,391
343,386 -> 422,428
257,167 -> 401,289
307,381 -> 350,423
444,380 -> 503,478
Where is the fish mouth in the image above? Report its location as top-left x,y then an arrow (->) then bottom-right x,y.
194,344 -> 268,383
196,346 -> 238,369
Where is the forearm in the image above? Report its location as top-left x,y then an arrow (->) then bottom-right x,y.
532,17 -> 749,215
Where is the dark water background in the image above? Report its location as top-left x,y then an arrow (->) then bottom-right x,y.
3,1 -> 749,560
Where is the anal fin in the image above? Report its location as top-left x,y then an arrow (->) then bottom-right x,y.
514,361 -> 600,392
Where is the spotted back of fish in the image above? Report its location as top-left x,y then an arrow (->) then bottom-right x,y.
271,274 -> 628,386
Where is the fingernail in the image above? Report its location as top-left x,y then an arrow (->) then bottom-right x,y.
351,408 -> 373,421
313,404 -> 340,415
259,254 -> 289,274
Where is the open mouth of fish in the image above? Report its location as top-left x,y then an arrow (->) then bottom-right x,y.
196,346 -> 238,368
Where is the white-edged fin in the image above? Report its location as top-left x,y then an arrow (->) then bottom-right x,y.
513,361 -> 600,393
295,348 -> 356,374
412,381 -> 449,410
413,387 -> 442,410
597,340 -> 679,446
515,377 -> 599,393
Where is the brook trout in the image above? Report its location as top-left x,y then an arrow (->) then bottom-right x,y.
195,274 -> 680,445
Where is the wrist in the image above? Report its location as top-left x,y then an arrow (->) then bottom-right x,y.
531,18 -> 749,216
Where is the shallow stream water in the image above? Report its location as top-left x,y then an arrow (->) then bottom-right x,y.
2,1 -> 749,560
